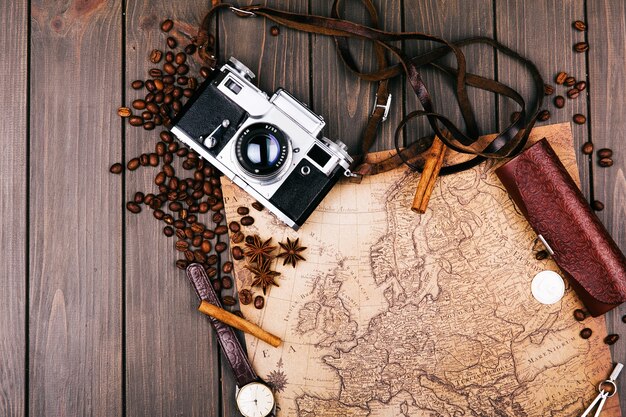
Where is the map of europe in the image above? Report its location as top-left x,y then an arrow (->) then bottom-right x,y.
222,123 -> 620,416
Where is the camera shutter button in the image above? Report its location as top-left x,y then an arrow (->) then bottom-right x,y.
300,165 -> 311,176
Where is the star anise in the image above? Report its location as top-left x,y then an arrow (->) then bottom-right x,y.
246,258 -> 281,294
277,237 -> 307,268
244,235 -> 277,264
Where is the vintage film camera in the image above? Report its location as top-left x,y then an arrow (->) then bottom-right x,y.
170,58 -> 353,230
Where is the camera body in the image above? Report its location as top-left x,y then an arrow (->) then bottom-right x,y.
170,58 -> 353,230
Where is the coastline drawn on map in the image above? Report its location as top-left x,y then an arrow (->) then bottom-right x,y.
222,123 -> 620,417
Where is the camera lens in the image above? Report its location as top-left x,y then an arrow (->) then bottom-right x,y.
235,123 -> 289,177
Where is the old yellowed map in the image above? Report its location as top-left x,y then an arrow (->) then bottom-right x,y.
222,123 -> 620,417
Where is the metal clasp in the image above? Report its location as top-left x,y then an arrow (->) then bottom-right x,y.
372,94 -> 392,122
229,6 -> 257,17
537,234 -> 554,256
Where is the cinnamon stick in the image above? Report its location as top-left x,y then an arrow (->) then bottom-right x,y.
411,136 -> 447,213
198,300 -> 282,347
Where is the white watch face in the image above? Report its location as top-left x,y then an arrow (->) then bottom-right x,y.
236,382 -> 275,417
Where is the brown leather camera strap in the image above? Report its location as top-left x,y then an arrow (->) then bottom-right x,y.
193,1 -> 544,176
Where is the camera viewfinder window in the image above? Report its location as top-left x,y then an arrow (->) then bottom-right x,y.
307,144 -> 331,167
225,79 -> 242,94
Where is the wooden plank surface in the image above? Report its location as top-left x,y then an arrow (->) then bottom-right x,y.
496,0 -> 590,197
403,0 -> 496,152
0,1 -> 27,416
219,1 -> 311,414
124,2 -> 220,416
587,2 -> 626,414
28,0 -> 123,415
311,0 -> 402,154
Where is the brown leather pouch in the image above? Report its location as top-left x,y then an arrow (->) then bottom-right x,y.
495,138 -> 626,316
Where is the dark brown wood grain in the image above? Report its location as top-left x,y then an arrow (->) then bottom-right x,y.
218,1 -> 311,414
403,0 -> 496,157
587,2 -> 626,413
0,1 -> 27,416
124,1 -> 220,416
311,0 -> 402,154
496,0 -> 590,197
28,0 -> 123,415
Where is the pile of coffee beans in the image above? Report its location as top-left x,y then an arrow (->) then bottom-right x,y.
109,19 -> 254,314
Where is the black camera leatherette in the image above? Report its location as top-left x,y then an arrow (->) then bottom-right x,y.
174,75 -> 247,156
271,160 -> 344,226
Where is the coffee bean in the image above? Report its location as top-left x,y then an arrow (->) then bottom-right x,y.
129,116 -> 143,126
535,250 -> 548,260
165,51 -> 174,62
174,220 -> 185,229
597,148 -> 613,158
163,62 -> 176,75
580,328 -> 592,339
573,114 -> 586,124
189,77 -> 198,90
251,201 -> 264,211
177,64 -> 189,75
237,207 -> 250,216
574,42 -> 589,53
203,230 -> 215,239
191,223 -> 205,234
127,158 -> 140,171
510,111 -> 521,124
166,36 -> 177,49
141,111 -> 153,121
160,131 -> 173,143
240,216 -> 255,226
599,158 -> 614,167
222,262 -> 234,274
139,154 -> 149,166
229,221 -> 241,233
144,194 -> 154,205
193,250 -> 206,263
186,215 -> 197,224
153,79 -> 164,91
573,20 -> 587,31
564,76 -> 576,87
192,236 -> 203,248
201,240 -> 211,253
239,289 -> 253,305
212,212 -> 224,224
149,49 -> 163,64
160,19 -> 173,32
232,246 -> 244,260
245,235 -> 255,245
155,172 -> 166,186
132,192 -> 144,204
144,120 -> 156,130
198,202 -> 209,213
184,44 -> 196,55
212,279 -> 222,292
175,240 -> 189,251
575,81 -> 587,91
126,202 -> 141,213
132,99 -> 146,110
567,88 -> 580,99
145,80 -> 156,92
175,259 -> 188,270
254,296 -> 265,309
215,225 -> 228,235
573,309 -> 586,321
622,314 -> 626,323
543,84 -> 554,95
153,209 -> 165,220
131,80 -> 144,89
222,276 -> 233,289
175,230 -> 186,241
538,110 -> 550,122
160,226 -> 173,238
200,66 -> 211,78
207,254 -> 219,265
148,153 -> 159,167
582,142 -> 594,155
555,72 -> 568,85
222,296 -> 237,307
109,163 -> 123,174
604,334 -> 620,345
215,242 -> 227,253
207,267 -> 218,278
211,202 -> 224,212
174,52 -> 186,65
231,231 -> 244,244
553,96 -> 565,109
592,200 -> 604,211
118,106 -> 132,118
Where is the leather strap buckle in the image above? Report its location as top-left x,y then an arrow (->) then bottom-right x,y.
372,93 -> 392,122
